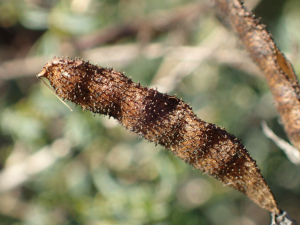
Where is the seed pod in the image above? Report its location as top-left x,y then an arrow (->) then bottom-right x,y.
37,57 -> 280,214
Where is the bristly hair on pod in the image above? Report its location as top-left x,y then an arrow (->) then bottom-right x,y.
37,57 -> 281,215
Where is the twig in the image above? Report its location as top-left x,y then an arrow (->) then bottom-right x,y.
0,138 -> 71,194
271,211 -> 298,225
213,0 -> 300,158
74,2 -> 208,50
0,43 -> 262,81
261,121 -> 300,165
0,56 -> 48,80
0,195 -> 29,220
150,27 -> 228,92
213,0 -> 299,223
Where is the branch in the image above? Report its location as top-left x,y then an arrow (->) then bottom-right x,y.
74,2 -> 208,50
262,121 -> 300,165
0,43 -> 260,81
0,138 -> 71,194
213,0 -> 299,223
0,56 -> 48,80
213,0 -> 300,155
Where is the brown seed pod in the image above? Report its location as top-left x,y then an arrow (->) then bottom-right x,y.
37,57 -> 280,214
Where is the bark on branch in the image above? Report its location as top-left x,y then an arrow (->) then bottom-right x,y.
213,0 -> 300,154
213,1 -> 299,223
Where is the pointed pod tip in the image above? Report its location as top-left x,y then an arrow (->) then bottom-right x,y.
37,69 -> 47,78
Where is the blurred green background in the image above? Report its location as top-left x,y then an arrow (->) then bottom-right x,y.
0,0 -> 300,224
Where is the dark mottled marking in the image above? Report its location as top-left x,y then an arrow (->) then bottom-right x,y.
37,57 -> 280,214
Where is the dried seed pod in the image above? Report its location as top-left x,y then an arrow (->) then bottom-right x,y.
38,57 -> 280,214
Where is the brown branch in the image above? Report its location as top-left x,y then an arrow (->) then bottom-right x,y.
0,56 -> 48,81
213,1 -> 299,223
74,2 -> 208,50
0,43 -> 260,81
213,0 -> 300,154
38,57 -> 280,215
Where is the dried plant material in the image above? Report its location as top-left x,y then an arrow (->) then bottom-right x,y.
213,0 -> 300,153
262,121 -> 300,165
38,57 -> 280,214
271,211 -> 297,225
275,47 -> 298,84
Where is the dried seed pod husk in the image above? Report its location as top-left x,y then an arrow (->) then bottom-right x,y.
38,57 -> 280,214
